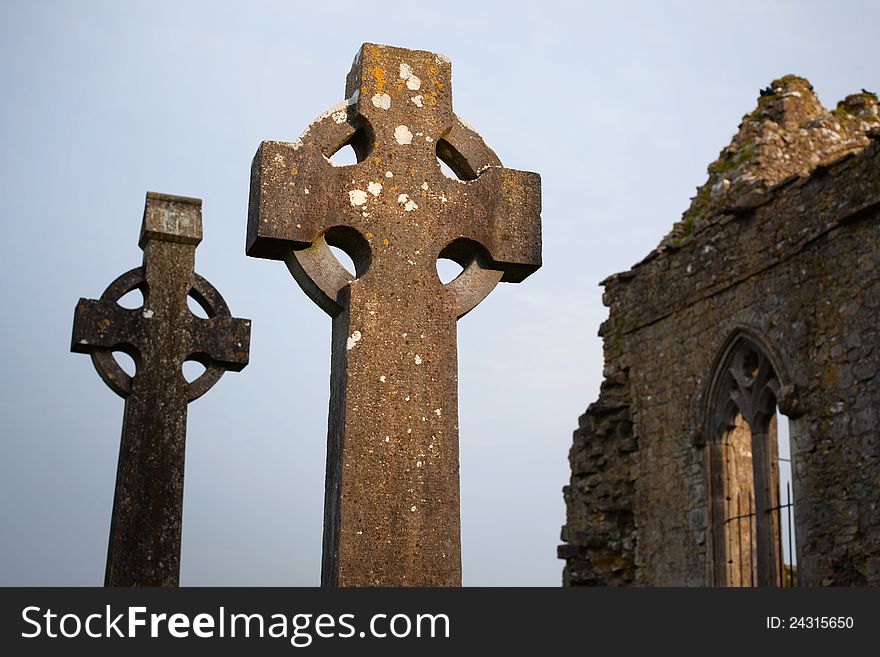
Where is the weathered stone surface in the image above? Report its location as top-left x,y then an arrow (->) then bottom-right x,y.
248,43 -> 542,586
661,76 -> 880,248
72,192 -> 251,586
561,80 -> 880,586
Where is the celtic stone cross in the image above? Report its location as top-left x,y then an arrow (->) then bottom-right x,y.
72,192 -> 251,586
247,43 -> 542,586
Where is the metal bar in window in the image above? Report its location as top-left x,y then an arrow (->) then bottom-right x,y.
748,492 -> 754,588
787,482 -> 794,588
776,485 -> 784,587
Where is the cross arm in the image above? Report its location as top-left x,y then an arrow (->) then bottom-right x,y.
247,107 -> 357,261
187,317 -> 251,371
71,298 -> 144,355
455,167 -> 543,283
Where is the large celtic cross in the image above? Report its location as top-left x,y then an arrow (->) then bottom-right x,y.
248,44 -> 541,586
72,192 -> 251,586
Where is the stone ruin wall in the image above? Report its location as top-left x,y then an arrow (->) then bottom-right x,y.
560,78 -> 880,586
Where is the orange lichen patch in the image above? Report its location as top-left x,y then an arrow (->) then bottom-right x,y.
291,167 -> 298,175
409,167 -> 416,174
428,65 -> 443,88
382,238 -> 389,246
365,231 -> 374,239
371,66 -> 386,93
372,156 -> 382,165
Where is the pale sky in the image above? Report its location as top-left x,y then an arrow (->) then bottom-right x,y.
1,0 -> 877,585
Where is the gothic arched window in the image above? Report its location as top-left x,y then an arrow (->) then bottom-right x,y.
706,334 -> 798,587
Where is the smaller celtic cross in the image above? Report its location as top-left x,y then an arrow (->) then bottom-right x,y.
72,192 -> 251,586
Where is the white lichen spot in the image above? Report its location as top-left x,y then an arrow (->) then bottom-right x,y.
425,135 -> 433,142
416,461 -> 423,468
346,330 -> 362,350
368,181 -> 383,197
356,530 -> 363,535
385,171 -> 393,178
332,110 -> 347,124
397,193 -> 409,204
405,396 -> 411,402
410,506 -> 417,512
421,182 -> 428,191
404,199 -> 419,212
142,309 -> 155,319
379,375 -> 386,383
410,95 -> 423,108
710,178 -> 730,199
399,63 -> 422,89
349,189 -> 368,206
440,193 -> 448,203
303,188 -> 309,195
435,52 -> 451,64
434,408 -> 442,417
414,355 -> 423,365
79,339 -> 87,344
394,124 -> 413,145
371,93 -> 391,110
272,153 -> 285,165
407,429 -> 412,434
385,436 -> 390,442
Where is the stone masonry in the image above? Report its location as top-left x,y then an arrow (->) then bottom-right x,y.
559,77 -> 880,586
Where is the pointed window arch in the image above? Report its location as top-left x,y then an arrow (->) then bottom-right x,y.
706,333 -> 798,587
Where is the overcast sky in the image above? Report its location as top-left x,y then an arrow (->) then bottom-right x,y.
1,0 -> 877,586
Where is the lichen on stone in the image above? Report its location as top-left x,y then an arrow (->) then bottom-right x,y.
661,77 -> 880,249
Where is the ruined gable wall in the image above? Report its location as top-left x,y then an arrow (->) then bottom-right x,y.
561,81 -> 880,586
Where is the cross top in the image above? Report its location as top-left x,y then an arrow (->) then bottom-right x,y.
248,42 -> 541,318
247,44 -> 541,587
74,193 -> 250,400
345,43 -> 455,169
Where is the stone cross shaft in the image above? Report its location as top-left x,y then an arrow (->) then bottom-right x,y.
248,44 -> 541,586
72,192 -> 251,586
